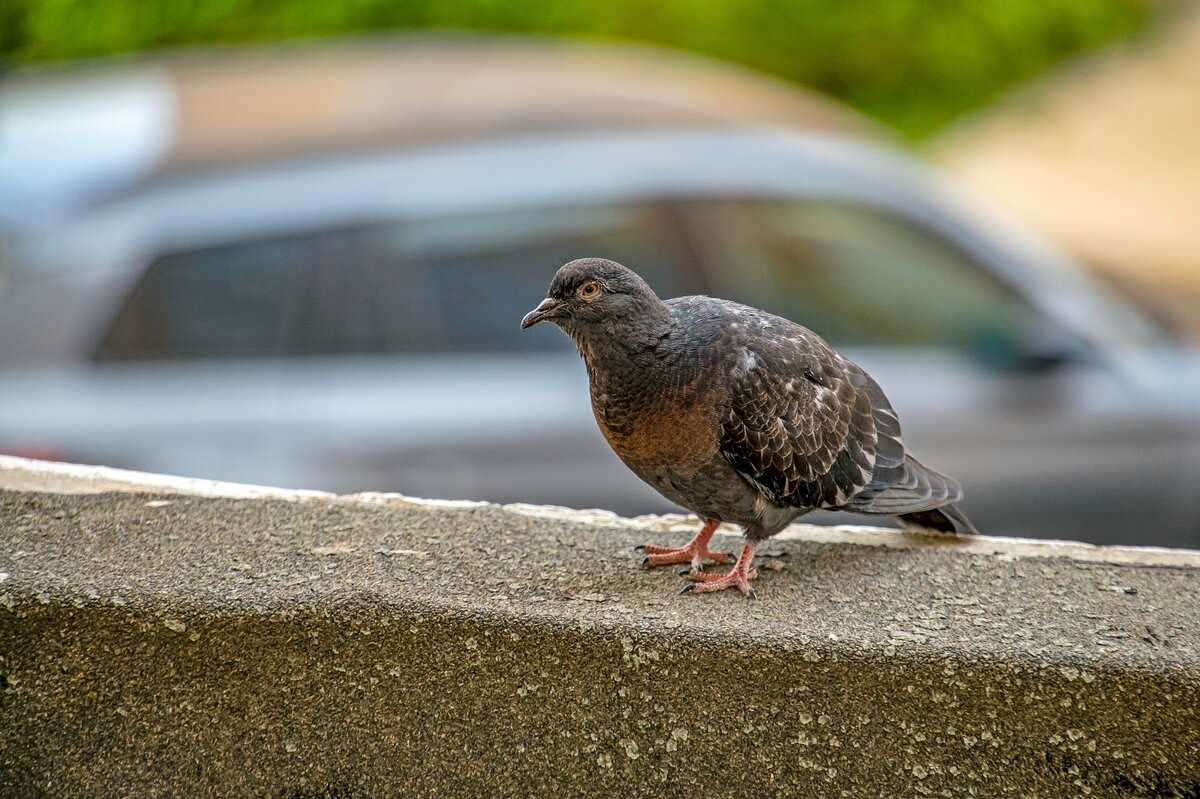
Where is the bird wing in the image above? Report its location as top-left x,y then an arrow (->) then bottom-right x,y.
717,311 -> 881,511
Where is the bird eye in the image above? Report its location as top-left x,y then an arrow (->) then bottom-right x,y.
578,281 -> 602,300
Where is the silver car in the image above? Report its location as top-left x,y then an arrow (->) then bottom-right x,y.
2,96 -> 1199,546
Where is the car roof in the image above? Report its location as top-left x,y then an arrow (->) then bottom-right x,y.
0,34 -> 882,227
33,128 -> 964,270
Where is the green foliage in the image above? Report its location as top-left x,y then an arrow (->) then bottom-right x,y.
0,0 -> 1148,137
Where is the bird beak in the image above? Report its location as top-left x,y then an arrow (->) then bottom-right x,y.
521,297 -> 562,329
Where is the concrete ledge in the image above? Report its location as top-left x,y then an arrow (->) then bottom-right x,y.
1,457 -> 1198,797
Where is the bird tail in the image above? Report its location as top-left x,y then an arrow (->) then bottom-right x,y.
848,455 -> 977,534
897,504 -> 978,535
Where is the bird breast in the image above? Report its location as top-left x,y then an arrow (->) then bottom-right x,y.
591,379 -> 721,477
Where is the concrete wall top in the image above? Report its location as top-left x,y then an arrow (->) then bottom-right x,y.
2,455 -> 1198,797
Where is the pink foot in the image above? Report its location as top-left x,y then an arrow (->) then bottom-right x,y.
680,543 -> 760,599
636,518 -> 732,572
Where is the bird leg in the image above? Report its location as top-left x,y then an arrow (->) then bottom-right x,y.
636,518 -> 732,571
681,542 -> 760,599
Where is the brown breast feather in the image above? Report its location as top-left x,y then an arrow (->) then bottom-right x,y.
592,379 -> 721,477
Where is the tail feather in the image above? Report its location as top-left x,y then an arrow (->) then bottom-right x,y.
849,454 -> 977,534
843,366 -> 976,534
849,455 -> 961,513
898,504 -> 978,535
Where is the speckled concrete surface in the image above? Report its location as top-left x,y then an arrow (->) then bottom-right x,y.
2,488 -> 1198,798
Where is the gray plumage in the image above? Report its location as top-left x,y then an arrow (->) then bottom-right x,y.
521,258 -> 974,595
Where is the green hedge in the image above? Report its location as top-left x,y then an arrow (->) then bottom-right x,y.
0,0 -> 1148,137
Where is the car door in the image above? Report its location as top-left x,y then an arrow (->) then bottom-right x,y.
679,196 -> 1196,544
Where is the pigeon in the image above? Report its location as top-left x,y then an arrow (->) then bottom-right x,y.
521,258 -> 976,598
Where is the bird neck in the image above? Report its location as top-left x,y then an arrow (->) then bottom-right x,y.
573,311 -> 691,410
571,309 -> 671,368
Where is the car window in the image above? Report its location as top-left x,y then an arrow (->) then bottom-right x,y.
374,203 -> 699,354
95,202 -> 697,360
686,198 -> 1035,353
99,236 -> 311,359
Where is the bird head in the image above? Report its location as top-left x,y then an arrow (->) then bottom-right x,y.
520,258 -> 666,338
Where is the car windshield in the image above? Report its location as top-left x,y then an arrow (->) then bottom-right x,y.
685,197 -> 1038,353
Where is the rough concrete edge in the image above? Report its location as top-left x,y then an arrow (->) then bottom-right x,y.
3,454 -> 1198,569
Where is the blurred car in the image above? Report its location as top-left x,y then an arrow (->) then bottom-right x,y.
2,37 -> 1199,547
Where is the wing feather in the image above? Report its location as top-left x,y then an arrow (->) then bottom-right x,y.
676,296 -> 964,518
716,310 -> 877,510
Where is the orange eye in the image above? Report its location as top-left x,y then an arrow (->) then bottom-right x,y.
578,281 -> 602,299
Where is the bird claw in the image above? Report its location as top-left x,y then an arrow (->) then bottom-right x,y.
678,548 -> 759,598
687,567 -> 757,582
641,521 -> 759,598
637,519 -> 730,569
678,578 -> 756,600
639,545 -> 731,569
